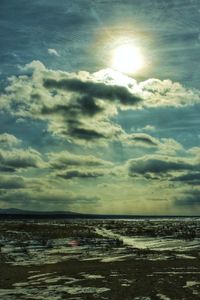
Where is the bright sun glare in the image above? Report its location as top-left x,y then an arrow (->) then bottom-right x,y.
112,44 -> 145,74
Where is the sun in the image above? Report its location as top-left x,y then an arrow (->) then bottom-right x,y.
112,44 -> 145,74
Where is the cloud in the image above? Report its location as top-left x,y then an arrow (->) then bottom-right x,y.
171,172 -> 200,185
47,118 -> 124,143
48,48 -> 60,57
1,61 -> 200,144
128,154 -> 195,178
124,144 -> 200,192
0,175 -> 25,189
174,189 -> 200,207
0,148 -> 44,171
0,187 -> 100,211
43,77 -> 142,106
0,168 -> 101,211
68,126 -> 106,141
122,134 -> 184,157
48,151 -> 111,180
139,78 -> 200,107
41,95 -> 104,117
0,133 -> 21,148
57,169 -> 104,180
123,133 -> 159,147
48,151 -> 112,169
157,138 -> 183,155
0,165 -> 16,172
135,125 -> 156,133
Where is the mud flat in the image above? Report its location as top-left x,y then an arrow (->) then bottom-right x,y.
0,218 -> 200,300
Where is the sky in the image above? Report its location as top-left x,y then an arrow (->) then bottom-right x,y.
0,0 -> 200,215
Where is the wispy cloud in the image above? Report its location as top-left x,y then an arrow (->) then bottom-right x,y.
48,48 -> 60,57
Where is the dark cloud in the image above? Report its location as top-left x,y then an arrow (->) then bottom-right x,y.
171,172 -> 200,185
52,119 -> 123,143
45,114 -> 107,141
68,127 -> 105,141
43,78 -> 142,106
0,188 -> 100,211
128,155 -> 194,177
57,169 -> 104,180
0,175 -> 25,189
76,95 -> 104,116
126,133 -> 159,147
0,149 -> 44,171
0,165 -> 15,173
175,189 -> 200,207
131,136 -> 157,146
41,95 -> 104,117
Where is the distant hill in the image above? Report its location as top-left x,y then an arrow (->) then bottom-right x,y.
0,208 -> 83,217
0,208 -> 199,219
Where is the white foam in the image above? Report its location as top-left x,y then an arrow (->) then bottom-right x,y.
95,227 -> 200,252
184,281 -> 200,288
81,274 -> 104,279
157,294 -> 171,300
101,254 -> 133,262
65,286 -> 110,295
